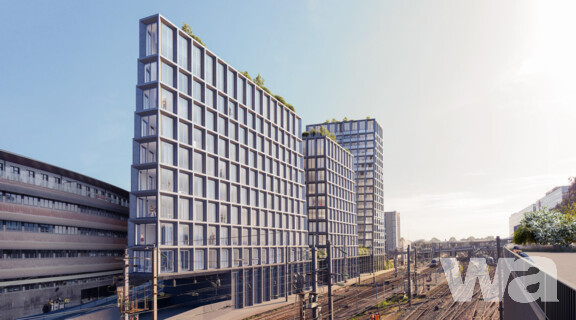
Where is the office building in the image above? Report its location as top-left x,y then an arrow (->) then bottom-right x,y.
303,131 -> 358,282
0,150 -> 129,319
306,119 -> 385,267
508,186 -> 569,236
384,211 -> 400,254
129,14 -> 308,309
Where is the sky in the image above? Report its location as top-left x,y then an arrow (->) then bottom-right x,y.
1,1 -> 576,241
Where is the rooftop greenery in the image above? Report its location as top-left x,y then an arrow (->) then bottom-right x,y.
302,125 -> 337,142
182,23 -> 205,46
181,23 -> 295,113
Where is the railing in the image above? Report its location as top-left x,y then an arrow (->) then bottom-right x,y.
503,247 -> 576,319
0,170 -> 126,207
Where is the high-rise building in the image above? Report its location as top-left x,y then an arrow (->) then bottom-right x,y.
306,119 -> 385,266
303,131 -> 358,282
129,14 -> 308,309
0,150 -> 129,319
384,211 -> 400,254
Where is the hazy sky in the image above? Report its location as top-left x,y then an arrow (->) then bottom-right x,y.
1,1 -> 575,241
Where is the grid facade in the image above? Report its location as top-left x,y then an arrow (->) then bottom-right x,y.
129,14 -> 307,307
306,120 -> 384,255
0,150 -> 128,319
303,134 -> 358,281
384,211 -> 400,253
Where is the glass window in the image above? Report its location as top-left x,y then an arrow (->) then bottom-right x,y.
207,133 -> 216,154
179,173 -> 190,194
161,88 -> 174,113
193,46 -> 203,78
217,63 -> 225,91
178,72 -> 190,95
161,62 -> 174,87
160,195 -> 174,219
227,70 -> 235,97
179,122 -> 190,144
193,104 -> 204,126
206,111 -> 215,131
142,88 -> 157,110
206,88 -> 215,109
143,61 -> 157,83
219,138 -> 228,157
161,168 -> 174,191
194,226 -> 205,246
217,95 -> 227,114
194,200 -> 204,221
208,202 -> 218,222
195,249 -> 205,270
145,22 -> 158,56
207,156 -> 216,176
161,24 -> 174,61
194,176 -> 205,197
238,78 -> 245,104
180,198 -> 190,220
161,223 -> 174,245
207,179 -> 217,199
206,55 -> 214,85
178,35 -> 189,70
193,151 -> 204,173
193,128 -> 204,149
161,141 -> 174,165
161,115 -> 174,139
178,97 -> 190,120
193,80 -> 203,102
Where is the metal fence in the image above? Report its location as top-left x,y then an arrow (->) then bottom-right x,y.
502,247 -> 576,319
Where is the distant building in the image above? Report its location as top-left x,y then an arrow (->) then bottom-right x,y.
303,132 -> 358,281
384,211 -> 400,253
306,119 -> 385,266
0,150 -> 129,319
509,186 -> 569,236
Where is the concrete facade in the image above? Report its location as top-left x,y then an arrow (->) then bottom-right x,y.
306,120 -> 385,258
129,14 -> 308,309
303,133 -> 359,282
0,150 -> 129,319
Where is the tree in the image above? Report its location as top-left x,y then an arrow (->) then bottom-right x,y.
343,117 -> 349,121
241,71 -> 252,81
430,237 -> 441,243
182,22 -> 205,46
254,74 -> 265,87
449,237 -> 457,242
514,208 -> 576,246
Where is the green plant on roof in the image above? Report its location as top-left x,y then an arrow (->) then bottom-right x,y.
182,23 -> 205,46
302,126 -> 337,142
240,72 -> 295,112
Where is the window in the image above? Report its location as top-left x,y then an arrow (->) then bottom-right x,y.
194,225 -> 205,246
161,24 -> 174,61
178,97 -> 190,120
194,200 -> 205,221
206,55 -> 214,85
145,23 -> 158,56
179,147 -> 190,169
161,223 -> 174,245
178,35 -> 189,70
179,173 -> 190,194
193,151 -> 204,173
194,176 -> 205,197
161,62 -> 174,87
193,128 -> 204,149
194,249 -> 205,270
143,61 -> 157,83
227,70 -> 235,97
178,72 -> 190,95
142,88 -> 157,110
193,46 -> 203,77
193,80 -> 203,102
179,122 -> 190,144
161,141 -> 174,165
161,88 -> 174,113
160,168 -> 174,192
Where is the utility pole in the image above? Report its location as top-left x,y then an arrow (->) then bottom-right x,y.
497,236 -> 503,320
371,249 -> 375,284
327,241 -> 334,320
153,247 -> 158,320
394,249 -> 398,278
285,246 -> 289,302
407,245 -> 411,306
123,249 -> 130,320
414,247 -> 418,295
